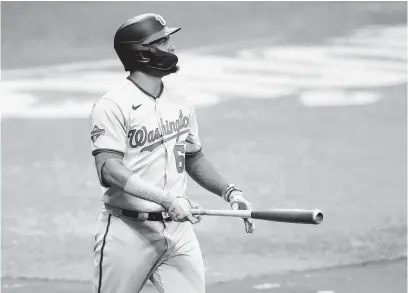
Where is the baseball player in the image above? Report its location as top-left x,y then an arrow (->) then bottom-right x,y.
90,13 -> 255,293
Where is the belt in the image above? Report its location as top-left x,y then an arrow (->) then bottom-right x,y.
121,209 -> 172,222
104,203 -> 172,222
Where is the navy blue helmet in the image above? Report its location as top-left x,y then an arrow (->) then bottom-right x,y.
114,13 -> 180,71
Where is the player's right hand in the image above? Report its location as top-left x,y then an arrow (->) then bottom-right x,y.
163,196 -> 201,224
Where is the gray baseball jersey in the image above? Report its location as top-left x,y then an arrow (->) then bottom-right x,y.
90,79 -> 202,211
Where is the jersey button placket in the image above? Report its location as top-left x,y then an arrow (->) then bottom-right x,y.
154,99 -> 168,190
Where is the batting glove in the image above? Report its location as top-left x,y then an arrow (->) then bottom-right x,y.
223,185 -> 255,233
165,196 -> 202,224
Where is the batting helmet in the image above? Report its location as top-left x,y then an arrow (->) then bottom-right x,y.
114,13 -> 180,72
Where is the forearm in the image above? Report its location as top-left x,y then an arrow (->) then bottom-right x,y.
101,157 -> 174,208
185,151 -> 230,198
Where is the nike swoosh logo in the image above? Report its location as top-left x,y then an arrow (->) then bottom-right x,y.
132,104 -> 142,110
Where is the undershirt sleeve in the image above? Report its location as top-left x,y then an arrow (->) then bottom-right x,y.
185,104 -> 202,155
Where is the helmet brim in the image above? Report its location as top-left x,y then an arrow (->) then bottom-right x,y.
165,27 -> 181,36
142,27 -> 181,44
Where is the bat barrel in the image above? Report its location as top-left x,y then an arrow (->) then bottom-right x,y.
251,209 -> 323,224
313,210 -> 324,224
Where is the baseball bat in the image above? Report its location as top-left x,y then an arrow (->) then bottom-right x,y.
190,209 -> 323,225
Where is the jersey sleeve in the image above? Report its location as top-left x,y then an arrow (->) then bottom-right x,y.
185,104 -> 202,154
90,98 -> 127,156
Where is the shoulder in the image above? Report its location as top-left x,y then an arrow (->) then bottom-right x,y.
91,79 -> 145,116
164,83 -> 196,113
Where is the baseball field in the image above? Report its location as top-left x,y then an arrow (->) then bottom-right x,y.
1,2 -> 407,293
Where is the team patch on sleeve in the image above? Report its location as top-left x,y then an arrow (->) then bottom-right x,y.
91,125 -> 106,143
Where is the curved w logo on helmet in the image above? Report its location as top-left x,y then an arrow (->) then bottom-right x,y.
155,14 -> 166,26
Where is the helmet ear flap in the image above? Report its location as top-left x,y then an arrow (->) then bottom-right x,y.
146,46 -> 178,71
115,44 -> 152,70
136,51 -> 151,64
115,41 -> 178,72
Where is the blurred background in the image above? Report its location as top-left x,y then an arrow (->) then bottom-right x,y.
1,1 -> 407,293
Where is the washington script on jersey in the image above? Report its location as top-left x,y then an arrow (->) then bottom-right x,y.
128,109 -> 190,152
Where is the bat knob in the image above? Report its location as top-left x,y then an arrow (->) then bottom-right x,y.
313,209 -> 324,224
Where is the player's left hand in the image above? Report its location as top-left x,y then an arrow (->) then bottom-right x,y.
186,198 -> 203,223
229,190 -> 255,233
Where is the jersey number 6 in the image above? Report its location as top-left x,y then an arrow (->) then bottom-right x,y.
173,143 -> 186,173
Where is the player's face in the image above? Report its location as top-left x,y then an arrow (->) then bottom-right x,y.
153,36 -> 175,53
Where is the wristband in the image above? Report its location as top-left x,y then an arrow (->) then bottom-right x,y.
222,184 -> 242,202
124,173 -> 176,207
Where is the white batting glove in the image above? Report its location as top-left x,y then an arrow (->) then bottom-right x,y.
164,196 -> 202,224
223,185 -> 255,233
